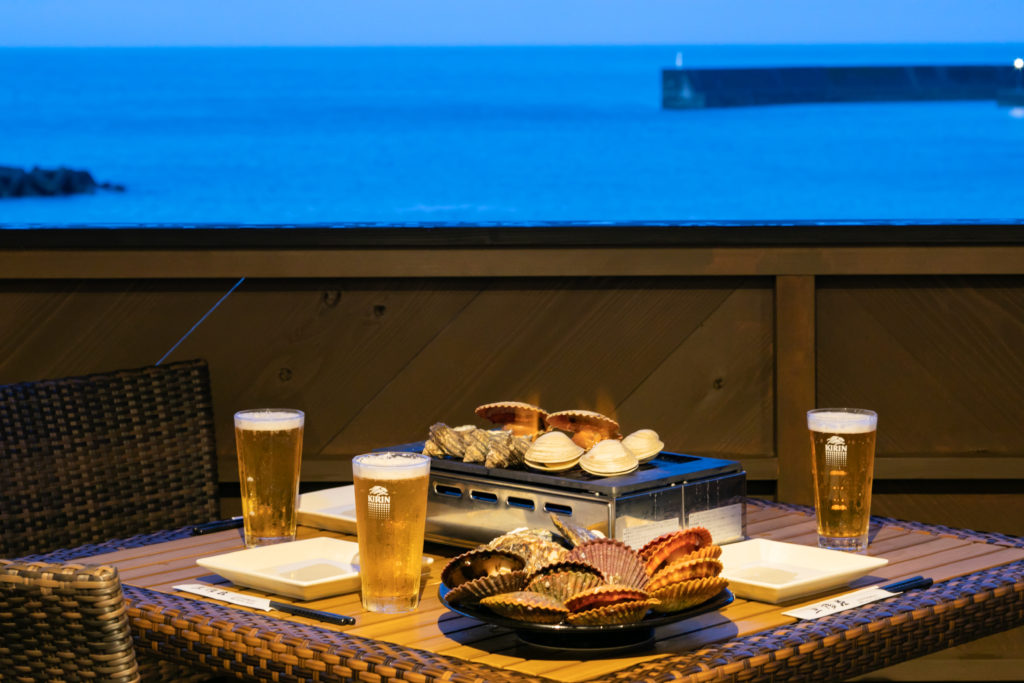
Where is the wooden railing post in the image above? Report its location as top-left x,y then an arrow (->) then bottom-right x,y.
775,275 -> 816,505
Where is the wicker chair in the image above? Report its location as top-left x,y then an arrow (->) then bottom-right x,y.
0,359 -> 220,561
0,560 -> 141,682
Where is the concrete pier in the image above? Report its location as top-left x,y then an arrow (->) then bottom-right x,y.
662,65 -> 1017,109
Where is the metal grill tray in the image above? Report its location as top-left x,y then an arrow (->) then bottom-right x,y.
394,441 -> 742,497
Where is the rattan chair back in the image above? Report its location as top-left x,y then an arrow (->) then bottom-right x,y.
0,560 -> 140,682
0,359 -> 220,558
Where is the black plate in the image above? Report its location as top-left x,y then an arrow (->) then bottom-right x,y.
438,584 -> 734,652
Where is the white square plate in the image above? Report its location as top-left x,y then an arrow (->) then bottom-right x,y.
297,486 -> 357,534
719,538 -> 889,604
196,537 -> 433,601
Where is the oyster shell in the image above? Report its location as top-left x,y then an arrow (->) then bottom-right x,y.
649,576 -> 728,613
545,410 -> 621,450
483,429 -> 531,469
475,401 -> 549,437
524,431 -> 583,467
579,439 -> 639,477
567,538 -> 648,590
549,512 -> 603,547
620,429 -> 664,463
487,529 -> 570,574
480,591 -> 569,624
425,422 -> 476,459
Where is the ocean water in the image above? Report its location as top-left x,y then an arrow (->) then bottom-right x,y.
1,44 -> 1023,226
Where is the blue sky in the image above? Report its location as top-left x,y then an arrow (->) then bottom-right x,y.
3,0 -> 1023,46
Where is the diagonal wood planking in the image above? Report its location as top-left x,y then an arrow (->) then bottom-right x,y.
818,276 -> 1024,457
0,280 -> 236,384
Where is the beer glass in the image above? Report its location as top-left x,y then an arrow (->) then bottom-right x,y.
807,408 -> 877,554
234,409 -> 305,547
352,452 -> 430,613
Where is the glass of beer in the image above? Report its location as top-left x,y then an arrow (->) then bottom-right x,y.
352,451 -> 430,613
807,408 -> 877,554
234,409 -> 305,547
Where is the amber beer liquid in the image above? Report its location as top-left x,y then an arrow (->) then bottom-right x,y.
352,452 -> 430,613
807,409 -> 877,554
234,409 -> 304,547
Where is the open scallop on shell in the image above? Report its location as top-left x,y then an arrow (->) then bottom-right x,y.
545,410 -> 621,450
475,401 -> 549,437
620,429 -> 664,463
579,439 -> 639,477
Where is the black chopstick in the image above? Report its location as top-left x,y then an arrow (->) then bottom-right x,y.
269,601 -> 356,626
190,517 -> 244,535
881,576 -> 933,593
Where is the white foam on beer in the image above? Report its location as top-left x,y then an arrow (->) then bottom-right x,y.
807,410 -> 877,434
234,410 -> 304,431
353,452 -> 429,480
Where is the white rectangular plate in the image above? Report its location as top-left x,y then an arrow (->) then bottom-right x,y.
196,537 -> 433,601
719,538 -> 888,604
297,486 -> 357,534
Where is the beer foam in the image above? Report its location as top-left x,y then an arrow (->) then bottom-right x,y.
353,452 -> 430,480
807,410 -> 877,434
234,410 -> 304,431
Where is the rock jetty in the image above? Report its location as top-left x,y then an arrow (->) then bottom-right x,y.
0,166 -> 124,198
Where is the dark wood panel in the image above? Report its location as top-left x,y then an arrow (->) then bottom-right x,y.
0,280 -> 235,384
817,276 -> 1024,458
775,275 -> 816,505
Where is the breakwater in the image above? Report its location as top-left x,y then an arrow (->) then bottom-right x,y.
662,65 -> 1019,108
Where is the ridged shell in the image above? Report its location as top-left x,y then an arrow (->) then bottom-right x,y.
440,548 -> 526,588
425,423 -> 476,459
483,429 -> 531,469
566,599 -> 658,626
639,527 -> 714,577
524,431 -> 584,464
549,512 -> 603,547
475,401 -> 549,436
525,571 -> 605,604
445,570 -> 529,605
545,410 -> 621,449
480,591 -> 569,624
579,439 -> 639,477
647,558 -> 723,593
567,538 -> 648,590
564,585 -> 649,613
649,576 -> 728,613
526,559 -> 605,582
620,429 -> 664,462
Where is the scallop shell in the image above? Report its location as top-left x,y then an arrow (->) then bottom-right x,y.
566,599 -> 658,626
475,401 -> 549,436
649,576 -> 728,613
445,570 -> 529,605
620,429 -> 664,462
579,439 -> 639,477
525,559 -> 605,582
567,538 -> 648,590
545,410 -> 621,450
647,557 -> 723,593
524,431 -> 584,465
564,585 -> 649,613
638,527 -> 714,577
525,570 -> 605,604
480,591 -> 569,624
440,548 -> 526,589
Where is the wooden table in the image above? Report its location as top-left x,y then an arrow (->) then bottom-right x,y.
40,499 -> 1024,682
